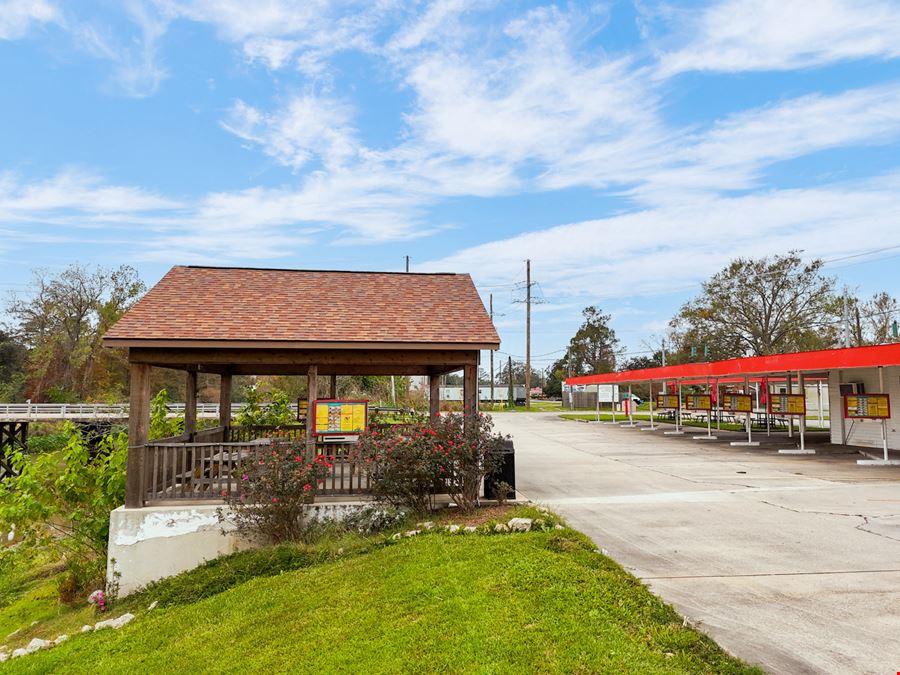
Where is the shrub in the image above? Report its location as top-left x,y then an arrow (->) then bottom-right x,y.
219,442 -> 330,543
0,423 -> 127,601
150,388 -> 183,440
235,386 -> 295,427
357,412 -> 509,514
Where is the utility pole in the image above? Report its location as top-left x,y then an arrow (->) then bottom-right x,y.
507,356 -> 514,408
842,289 -> 851,348
661,338 -> 667,367
489,294 -> 495,406
405,256 -> 410,273
525,259 -> 532,410
567,349 -> 573,410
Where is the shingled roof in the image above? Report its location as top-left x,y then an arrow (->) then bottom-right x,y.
104,266 -> 500,349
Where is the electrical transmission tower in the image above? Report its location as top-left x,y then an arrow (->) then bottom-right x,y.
511,259 -> 548,409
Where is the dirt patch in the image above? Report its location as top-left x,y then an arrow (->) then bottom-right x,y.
429,504 -> 517,527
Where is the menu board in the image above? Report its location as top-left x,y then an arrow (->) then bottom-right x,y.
656,394 -> 680,409
721,393 -> 752,413
684,394 -> 712,411
844,394 -> 891,419
314,400 -> 368,435
297,399 -> 309,422
769,394 -> 806,416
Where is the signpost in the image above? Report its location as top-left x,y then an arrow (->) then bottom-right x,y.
687,385 -> 716,441
664,384 -> 685,435
847,390 -> 895,465
641,380 -> 657,431
622,384 -> 638,428
721,393 -> 752,413
773,378 -> 810,454
731,376 -> 759,447
313,399 -> 368,436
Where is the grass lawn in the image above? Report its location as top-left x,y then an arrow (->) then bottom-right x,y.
6,514 -> 759,674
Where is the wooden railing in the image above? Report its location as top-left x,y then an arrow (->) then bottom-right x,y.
141,429 -> 369,504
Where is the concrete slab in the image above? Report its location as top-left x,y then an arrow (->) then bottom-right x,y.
492,413 -> 900,674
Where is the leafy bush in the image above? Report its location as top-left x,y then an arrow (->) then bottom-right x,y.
150,388 -> 183,440
0,423 -> 127,601
235,386 -> 295,427
219,442 -> 330,543
357,412 -> 508,514
26,431 -> 69,454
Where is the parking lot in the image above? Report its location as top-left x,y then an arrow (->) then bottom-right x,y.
494,413 -> 900,674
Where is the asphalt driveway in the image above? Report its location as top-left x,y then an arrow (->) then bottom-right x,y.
492,413 -> 900,674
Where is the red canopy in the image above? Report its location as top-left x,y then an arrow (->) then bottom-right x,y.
567,343 -> 900,386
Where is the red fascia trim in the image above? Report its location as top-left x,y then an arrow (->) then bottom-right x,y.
567,343 -> 900,386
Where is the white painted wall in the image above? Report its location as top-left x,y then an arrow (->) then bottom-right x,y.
829,367 -> 900,450
107,502 -> 368,596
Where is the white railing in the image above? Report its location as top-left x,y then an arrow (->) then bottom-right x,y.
0,402 -> 277,421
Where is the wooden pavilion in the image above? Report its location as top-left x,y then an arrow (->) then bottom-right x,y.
104,266 -> 500,508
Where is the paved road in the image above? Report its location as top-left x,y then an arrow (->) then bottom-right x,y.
492,413 -> 900,674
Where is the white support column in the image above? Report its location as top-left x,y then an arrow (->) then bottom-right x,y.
786,372 -> 794,438
780,371 -> 813,455
816,380 -> 824,428
857,366 -> 900,465
765,377 -> 771,437
715,379 -> 721,432
642,380 -> 657,431
665,381 -> 685,435
622,384 -> 638,428
731,375 -> 759,447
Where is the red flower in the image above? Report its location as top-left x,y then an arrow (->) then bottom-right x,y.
271,497 -> 279,503
303,483 -> 312,492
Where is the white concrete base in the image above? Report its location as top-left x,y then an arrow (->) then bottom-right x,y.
620,423 -> 639,428
640,426 -> 658,431
664,430 -> 685,435
731,441 -> 761,447
107,501 -> 368,597
857,459 -> 900,466
693,435 -> 718,441
779,449 -> 815,455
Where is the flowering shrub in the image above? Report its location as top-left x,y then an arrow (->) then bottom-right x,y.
88,589 -> 107,613
357,412 -> 508,514
220,442 -> 330,543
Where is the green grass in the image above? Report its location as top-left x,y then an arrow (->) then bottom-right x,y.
6,519 -> 759,674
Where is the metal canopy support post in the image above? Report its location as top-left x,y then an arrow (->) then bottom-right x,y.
693,378 -> 717,440
665,381 -> 685,435
622,384 -> 638,428
780,371 -> 813,455
731,375 -> 759,447
642,380 -> 657,431
603,385 -> 619,425
715,379 -> 721,432
765,377 -> 771,437
817,380 -> 824,428
786,372 -> 794,439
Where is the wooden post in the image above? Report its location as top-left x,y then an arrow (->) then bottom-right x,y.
330,374 -> 337,399
429,374 -> 440,422
306,365 -> 318,455
464,363 -> 478,419
219,373 -> 232,429
185,370 -> 198,439
126,363 -> 151,508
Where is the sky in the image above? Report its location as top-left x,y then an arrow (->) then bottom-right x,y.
2,0 -> 900,374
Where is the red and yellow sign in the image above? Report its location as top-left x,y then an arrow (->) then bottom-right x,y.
314,400 -> 368,435
721,393 -> 752,413
656,394 -> 680,409
843,394 -> 891,419
769,394 -> 806,416
684,394 -> 712,411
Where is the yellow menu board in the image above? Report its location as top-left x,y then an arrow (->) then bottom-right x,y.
314,400 -> 368,435
721,393 -> 752,413
769,394 -> 806,416
844,394 -> 891,419
656,394 -> 680,409
684,394 -> 712,411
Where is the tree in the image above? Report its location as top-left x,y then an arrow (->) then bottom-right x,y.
621,353 -> 663,371
670,253 -> 840,358
861,292 -> 900,345
6,264 -> 145,401
566,306 -> 619,376
0,330 -> 26,400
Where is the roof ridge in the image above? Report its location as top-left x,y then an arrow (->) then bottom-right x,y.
181,265 -> 461,276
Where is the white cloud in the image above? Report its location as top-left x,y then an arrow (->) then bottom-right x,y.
421,173 -> 900,302
0,0 -> 59,40
658,0 -> 900,76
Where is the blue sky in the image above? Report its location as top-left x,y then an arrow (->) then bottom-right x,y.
2,0 -> 900,372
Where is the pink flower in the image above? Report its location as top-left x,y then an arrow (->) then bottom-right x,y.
241,473 -> 249,481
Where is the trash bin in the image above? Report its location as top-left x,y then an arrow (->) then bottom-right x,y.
484,439 -> 516,500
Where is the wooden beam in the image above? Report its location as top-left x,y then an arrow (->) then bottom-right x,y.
464,363 -> 478,418
184,370 -> 198,438
306,365 -> 318,454
330,374 -> 337,399
126,363 -> 151,508
219,373 -> 232,428
429,375 -> 440,422
197,364 -> 437,376
129,347 -> 479,368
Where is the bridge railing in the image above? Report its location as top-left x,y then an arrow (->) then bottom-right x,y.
0,402 -> 298,420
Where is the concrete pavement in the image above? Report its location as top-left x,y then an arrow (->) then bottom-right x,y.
492,413 -> 900,674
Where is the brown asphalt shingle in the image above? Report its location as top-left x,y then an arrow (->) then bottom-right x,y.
104,266 -> 500,346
